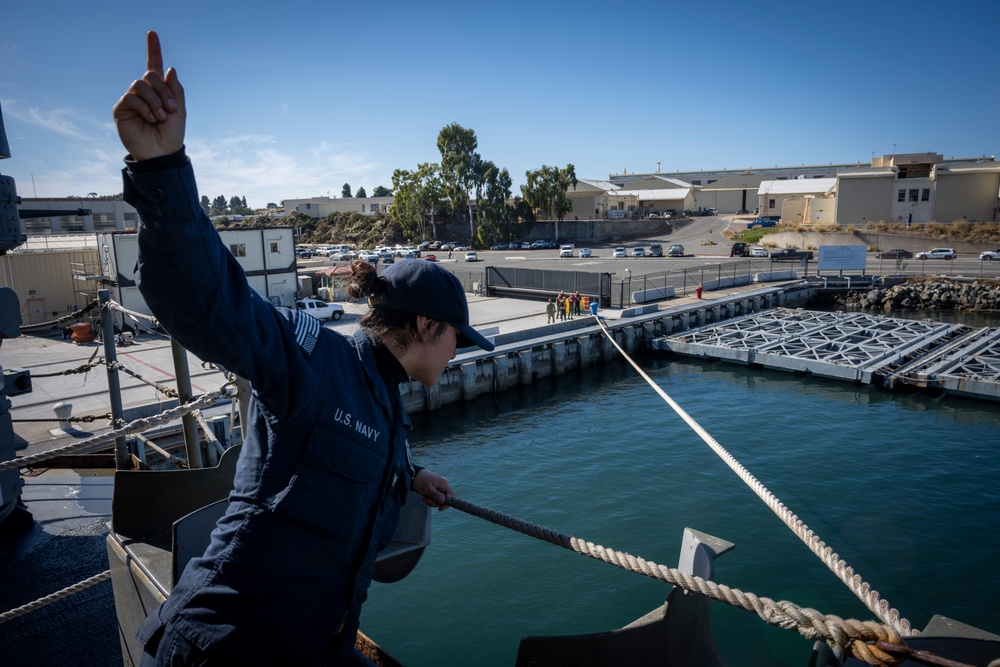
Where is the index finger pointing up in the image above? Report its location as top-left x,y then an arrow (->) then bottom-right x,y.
146,30 -> 163,75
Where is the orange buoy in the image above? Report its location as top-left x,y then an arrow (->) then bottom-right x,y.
70,322 -> 95,344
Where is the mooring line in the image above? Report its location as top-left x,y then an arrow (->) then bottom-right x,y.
591,315 -> 914,637
446,494 -> 905,666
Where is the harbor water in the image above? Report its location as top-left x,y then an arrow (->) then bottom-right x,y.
3,307 -> 999,666
363,349 -> 1000,666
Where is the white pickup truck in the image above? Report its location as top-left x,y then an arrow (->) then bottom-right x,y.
294,298 -> 344,321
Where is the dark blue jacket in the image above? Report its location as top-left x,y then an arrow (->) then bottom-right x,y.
124,153 -> 412,664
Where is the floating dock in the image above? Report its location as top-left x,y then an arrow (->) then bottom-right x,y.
651,307 -> 1000,402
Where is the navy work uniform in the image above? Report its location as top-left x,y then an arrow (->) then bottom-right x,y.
125,150 -> 413,665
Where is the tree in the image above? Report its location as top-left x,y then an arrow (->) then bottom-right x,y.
266,202 -> 278,209
372,185 -> 391,198
437,123 -> 481,241
212,195 -> 227,211
241,196 -> 248,210
356,187 -> 367,199
342,183 -> 352,198
472,161 -> 516,248
229,195 -> 243,212
392,163 -> 445,241
521,164 -> 578,241
200,195 -> 211,216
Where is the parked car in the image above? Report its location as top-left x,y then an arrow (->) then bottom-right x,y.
613,247 -> 626,258
331,251 -> 354,261
632,246 -> 645,257
358,250 -> 380,264
294,298 -> 344,322
424,254 -> 438,262
876,249 -> 913,259
750,246 -> 768,258
465,251 -> 478,262
378,249 -> 395,264
490,243 -> 506,250
452,245 -> 468,252
508,242 -> 520,250
750,218 -> 778,228
417,241 -> 431,251
579,248 -> 592,258
648,243 -> 663,257
668,244 -> 684,257
770,248 -> 814,262
559,244 -> 575,258
737,209 -> 749,214
531,240 -> 548,249
521,242 -> 532,249
730,242 -> 750,257
914,247 -> 957,260
980,249 -> 1000,261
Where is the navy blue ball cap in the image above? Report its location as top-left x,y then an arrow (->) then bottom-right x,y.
378,260 -> 495,351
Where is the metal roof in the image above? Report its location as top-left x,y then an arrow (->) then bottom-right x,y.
613,188 -> 691,201
757,178 -> 837,195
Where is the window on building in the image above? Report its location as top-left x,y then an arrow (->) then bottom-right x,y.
707,179 -> 716,184
898,189 -> 906,202
768,198 -> 776,209
909,189 -> 918,202
691,180 -> 701,185
921,188 -> 930,201
361,204 -> 366,213
230,243 -> 246,257
269,242 -> 279,253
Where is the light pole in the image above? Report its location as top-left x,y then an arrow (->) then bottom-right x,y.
625,268 -> 632,306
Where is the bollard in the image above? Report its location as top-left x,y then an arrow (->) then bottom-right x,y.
590,300 -> 598,316
53,401 -> 73,431
695,285 -> 704,299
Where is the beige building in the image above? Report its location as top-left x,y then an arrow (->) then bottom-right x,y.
282,195 -> 393,218
18,199 -> 139,236
757,178 -> 838,224
697,172 -> 767,213
566,180 -> 635,219
833,153 -> 1000,226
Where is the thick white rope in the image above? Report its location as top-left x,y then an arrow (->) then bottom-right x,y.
593,316 -> 914,637
447,494 -> 902,666
0,570 -> 111,624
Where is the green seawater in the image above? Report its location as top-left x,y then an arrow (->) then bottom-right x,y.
363,352 -> 1000,667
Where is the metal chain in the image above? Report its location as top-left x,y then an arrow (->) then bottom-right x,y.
12,413 -> 112,424
28,360 -> 105,378
0,384 -> 235,472
106,360 -> 178,398
19,300 -> 99,331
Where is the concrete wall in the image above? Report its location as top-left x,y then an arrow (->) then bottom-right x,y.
398,285 -> 801,414
935,171 -> 1000,222
835,175 -> 895,226
0,249 -> 100,325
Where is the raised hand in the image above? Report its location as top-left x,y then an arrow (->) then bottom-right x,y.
112,31 -> 185,161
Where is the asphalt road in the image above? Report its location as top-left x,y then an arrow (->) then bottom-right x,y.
301,214 -> 1000,280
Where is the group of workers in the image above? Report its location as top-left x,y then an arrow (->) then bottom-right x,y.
546,291 -> 588,323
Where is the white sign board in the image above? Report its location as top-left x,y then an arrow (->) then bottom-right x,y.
818,245 -> 867,271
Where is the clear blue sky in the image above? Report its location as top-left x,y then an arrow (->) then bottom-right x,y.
2,0 -> 998,209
